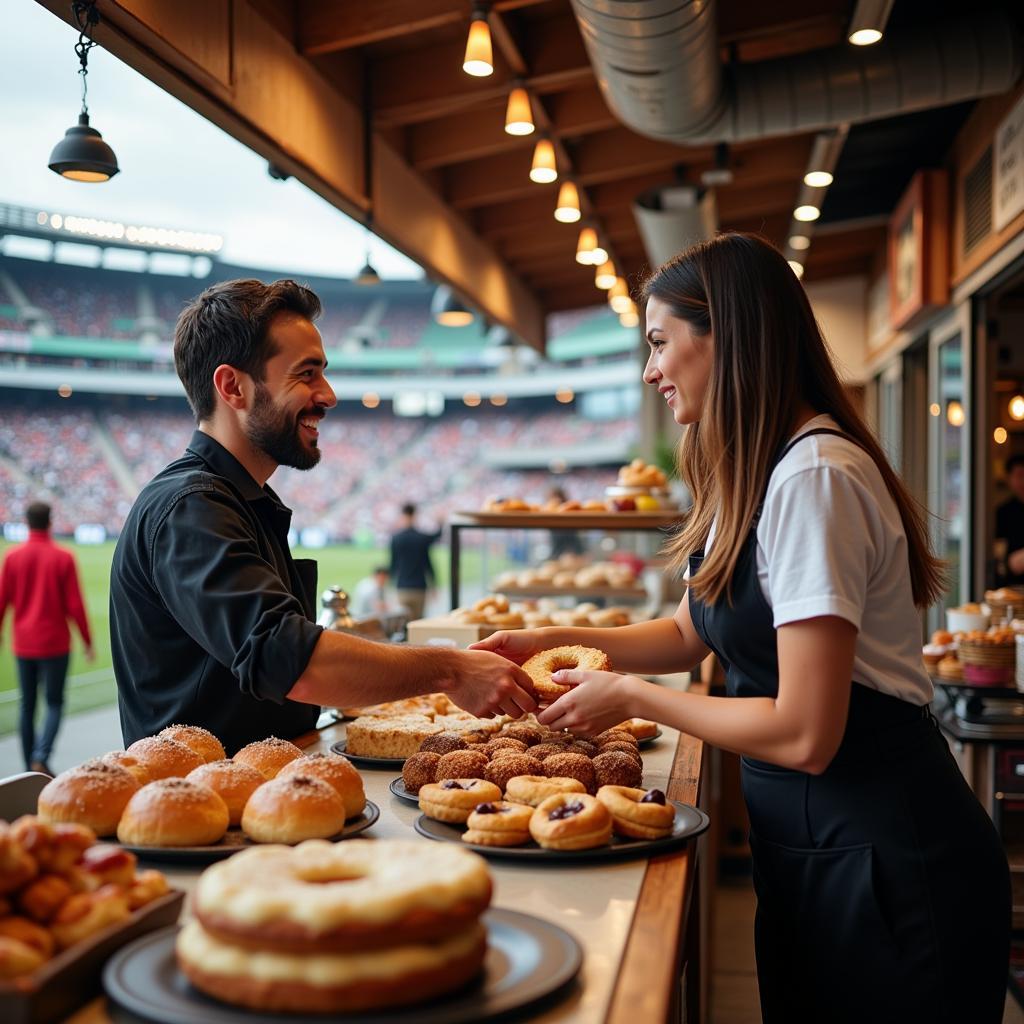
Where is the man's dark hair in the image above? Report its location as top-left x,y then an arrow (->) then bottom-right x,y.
174,279 -> 321,422
373,565 -> 389,576
401,503 -> 416,518
26,502 -> 51,530
1007,454 -> 1024,475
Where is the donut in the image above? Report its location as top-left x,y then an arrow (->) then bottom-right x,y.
191,839 -> 492,952
241,775 -> 347,844
50,883 -> 131,949
418,779 -> 502,824
483,754 -> 544,793
463,802 -> 534,847
597,786 -> 675,839
528,793 -> 613,851
419,732 -> 468,756
565,740 -> 599,758
522,645 -> 611,700
0,915 -> 54,959
100,750 -> 152,786
614,718 -> 659,740
504,775 -> 586,807
500,723 -> 545,746
541,752 -> 597,794
599,741 -> 643,764
278,753 -> 366,819
592,750 -> 644,790
37,759 -> 140,837
528,742 -> 570,761
159,724 -> 227,763
126,736 -> 204,779
117,778 -> 229,847
434,750 -> 488,783
0,935 -> 46,978
485,737 -> 528,757
77,843 -> 138,887
233,737 -> 304,779
402,752 -> 441,794
186,760 -> 266,826
595,728 -> 638,749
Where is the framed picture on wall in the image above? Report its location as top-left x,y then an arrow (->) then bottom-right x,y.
888,169 -> 950,331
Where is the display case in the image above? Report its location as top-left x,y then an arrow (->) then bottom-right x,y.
446,510 -> 683,611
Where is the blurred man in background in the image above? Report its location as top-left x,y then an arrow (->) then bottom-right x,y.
351,565 -> 397,618
389,503 -> 441,620
0,501 -> 94,774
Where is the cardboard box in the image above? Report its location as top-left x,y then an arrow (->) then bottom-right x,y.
406,618 -> 501,648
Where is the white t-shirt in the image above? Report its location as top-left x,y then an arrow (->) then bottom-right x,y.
701,414 -> 933,705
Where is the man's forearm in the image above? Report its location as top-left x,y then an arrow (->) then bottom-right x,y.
287,630 -> 457,707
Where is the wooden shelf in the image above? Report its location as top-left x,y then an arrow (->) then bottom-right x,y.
492,584 -> 647,600
451,510 -> 682,530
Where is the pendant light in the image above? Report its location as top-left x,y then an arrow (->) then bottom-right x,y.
619,303 -> 640,328
575,226 -> 598,264
554,181 -> 581,223
504,85 -> 534,136
608,278 -> 632,314
431,285 -> 475,327
462,4 -> 493,77
847,0 -> 893,45
595,260 -> 617,290
355,62 -> 381,286
529,138 -> 558,183
48,1 -> 119,182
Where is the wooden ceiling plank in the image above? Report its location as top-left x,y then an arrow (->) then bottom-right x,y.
298,0 -> 465,56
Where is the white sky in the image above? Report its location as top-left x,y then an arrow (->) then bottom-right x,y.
1,1 -> 423,280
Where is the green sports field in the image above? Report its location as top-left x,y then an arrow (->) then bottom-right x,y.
0,540 -> 503,737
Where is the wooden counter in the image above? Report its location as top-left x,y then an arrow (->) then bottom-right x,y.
70,678 -> 707,1024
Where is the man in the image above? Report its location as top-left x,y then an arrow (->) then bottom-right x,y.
997,453 -> 1024,586
0,502 -> 94,774
389,503 -> 440,620
350,565 -> 396,619
110,279 -> 536,753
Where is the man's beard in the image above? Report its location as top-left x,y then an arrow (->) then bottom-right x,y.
247,383 -> 322,471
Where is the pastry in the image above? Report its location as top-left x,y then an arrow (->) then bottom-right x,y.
186,760 -> 266,826
597,786 -> 675,840
503,775 -> 586,807
37,759 -> 139,837
528,793 -> 613,851
241,775 -> 347,844
233,736 -> 304,779
125,736 -> 204,779
418,779 -> 502,824
117,778 -> 229,847
278,753 -> 366,819
158,724 -> 227,763
522,646 -> 612,700
463,802 -> 534,847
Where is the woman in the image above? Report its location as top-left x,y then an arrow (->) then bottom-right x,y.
472,233 -> 1010,1023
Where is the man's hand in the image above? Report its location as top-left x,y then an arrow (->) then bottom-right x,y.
446,650 -> 539,719
468,629 -> 546,666
84,645 -> 96,664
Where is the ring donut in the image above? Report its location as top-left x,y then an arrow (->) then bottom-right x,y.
528,793 -> 612,851
522,645 -> 611,701
596,786 -> 675,839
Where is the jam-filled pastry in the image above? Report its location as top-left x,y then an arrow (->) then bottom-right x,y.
462,802 -> 534,847
596,786 -> 676,839
528,793 -> 612,851
418,779 -> 502,824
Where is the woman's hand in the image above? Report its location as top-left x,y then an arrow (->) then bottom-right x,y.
536,669 -> 645,736
468,629 -> 547,666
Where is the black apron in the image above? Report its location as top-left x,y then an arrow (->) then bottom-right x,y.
688,428 -> 1010,1024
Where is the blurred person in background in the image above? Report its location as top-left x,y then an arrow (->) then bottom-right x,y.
350,565 -> 398,619
389,503 -> 441,620
111,280 -> 536,753
0,501 -> 94,775
995,453 -> 1024,586
546,485 -> 585,560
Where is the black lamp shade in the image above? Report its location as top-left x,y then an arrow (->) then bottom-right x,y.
431,285 -> 474,327
48,113 -> 119,182
354,260 -> 381,286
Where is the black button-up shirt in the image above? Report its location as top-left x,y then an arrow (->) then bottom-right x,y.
110,430 -> 322,753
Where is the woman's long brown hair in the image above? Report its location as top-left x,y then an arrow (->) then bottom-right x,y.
642,232 -> 945,608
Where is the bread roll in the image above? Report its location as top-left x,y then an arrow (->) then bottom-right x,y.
37,760 -> 139,837
117,778 -> 229,847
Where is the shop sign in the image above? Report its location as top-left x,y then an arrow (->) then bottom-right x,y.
995,93 -> 1024,233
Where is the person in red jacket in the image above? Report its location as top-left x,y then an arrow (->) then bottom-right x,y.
0,502 -> 93,775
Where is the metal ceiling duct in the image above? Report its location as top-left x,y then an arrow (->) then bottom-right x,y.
570,0 -> 1022,145
633,184 -> 717,268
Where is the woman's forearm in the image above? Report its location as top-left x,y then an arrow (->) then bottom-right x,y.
535,617 -> 701,675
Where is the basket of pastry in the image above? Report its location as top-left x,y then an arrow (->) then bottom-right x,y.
0,813 -> 182,1024
983,588 -> 1024,625
957,627 -> 1016,686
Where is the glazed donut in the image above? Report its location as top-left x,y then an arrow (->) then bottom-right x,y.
401,752 -> 441,794
0,915 -> 54,959
100,750 -> 152,786
158,723 -> 227,763
78,843 -> 138,888
0,936 -> 45,979
418,779 -> 502,824
117,778 -> 229,847
278,753 -> 366,819
528,793 -> 613,851
592,750 -> 643,790
241,775 -> 347,844
192,839 -> 492,953
522,645 -> 611,700
434,749 -> 488,783
463,802 -> 534,847
127,868 -> 170,911
504,775 -> 586,807
541,752 -> 597,794
419,732 -> 468,755
126,735 -> 204,779
233,737 -> 304,780
614,718 -> 659,740
596,786 -> 675,839
483,754 -> 544,793
37,759 -> 140,837
16,872 -> 73,922
186,760 -> 266,826
50,883 -> 130,949
176,918 -> 487,1014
